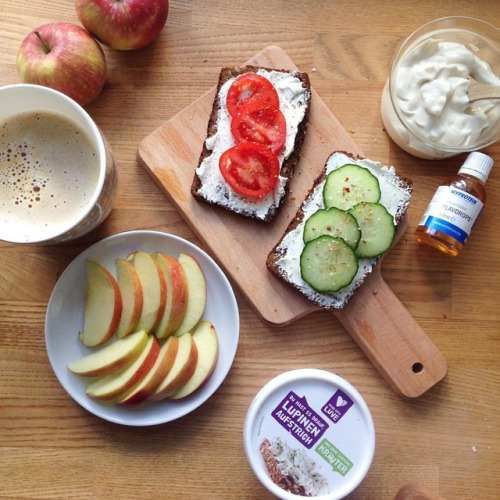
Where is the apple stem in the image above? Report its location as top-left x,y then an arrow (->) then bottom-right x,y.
34,31 -> 51,54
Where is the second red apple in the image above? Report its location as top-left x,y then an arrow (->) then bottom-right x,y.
75,0 -> 169,51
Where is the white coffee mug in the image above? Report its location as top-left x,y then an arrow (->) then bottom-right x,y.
0,83 -> 117,244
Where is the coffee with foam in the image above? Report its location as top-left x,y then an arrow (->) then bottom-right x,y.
0,110 -> 101,243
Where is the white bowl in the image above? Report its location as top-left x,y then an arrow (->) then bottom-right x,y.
45,230 -> 240,426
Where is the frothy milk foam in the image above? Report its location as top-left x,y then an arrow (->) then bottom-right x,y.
0,111 -> 101,243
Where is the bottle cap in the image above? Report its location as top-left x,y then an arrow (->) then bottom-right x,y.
459,152 -> 494,183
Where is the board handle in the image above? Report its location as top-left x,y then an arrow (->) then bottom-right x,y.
334,269 -> 447,398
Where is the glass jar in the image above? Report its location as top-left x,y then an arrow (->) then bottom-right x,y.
381,17 -> 500,159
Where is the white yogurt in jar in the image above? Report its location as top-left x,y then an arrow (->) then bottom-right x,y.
381,35 -> 500,159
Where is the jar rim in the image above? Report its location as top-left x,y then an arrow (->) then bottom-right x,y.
387,16 -> 500,153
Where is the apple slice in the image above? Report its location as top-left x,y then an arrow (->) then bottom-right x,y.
68,330 -> 148,377
127,251 -> 167,333
153,253 -> 188,339
115,258 -> 143,339
86,334 -> 160,401
116,335 -> 179,406
173,253 -> 207,336
79,259 -> 123,347
170,321 -> 219,400
150,332 -> 198,401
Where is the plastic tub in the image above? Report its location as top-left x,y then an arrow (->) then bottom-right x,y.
243,369 -> 375,499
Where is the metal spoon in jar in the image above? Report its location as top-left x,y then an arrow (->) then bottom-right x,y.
468,77 -> 500,102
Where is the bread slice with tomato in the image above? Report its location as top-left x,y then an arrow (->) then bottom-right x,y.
266,151 -> 413,309
192,65 -> 311,223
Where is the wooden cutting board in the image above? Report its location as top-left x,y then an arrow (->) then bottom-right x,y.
138,45 -> 447,398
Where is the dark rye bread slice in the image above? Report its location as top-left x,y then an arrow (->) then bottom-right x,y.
266,151 -> 413,309
191,65 -> 311,223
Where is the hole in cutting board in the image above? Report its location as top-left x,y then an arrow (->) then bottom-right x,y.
412,362 -> 424,374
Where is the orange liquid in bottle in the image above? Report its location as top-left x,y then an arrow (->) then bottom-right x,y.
415,152 -> 492,257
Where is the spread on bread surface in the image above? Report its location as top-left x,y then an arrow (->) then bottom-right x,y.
267,151 -> 413,309
192,65 -> 311,223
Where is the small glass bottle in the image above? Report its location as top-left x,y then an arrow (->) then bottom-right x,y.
415,152 -> 494,257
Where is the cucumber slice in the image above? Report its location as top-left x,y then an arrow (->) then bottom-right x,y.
348,202 -> 396,258
300,235 -> 359,292
323,164 -> 381,210
303,207 -> 361,249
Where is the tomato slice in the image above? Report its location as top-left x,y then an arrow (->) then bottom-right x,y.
226,73 -> 280,117
219,142 -> 280,199
231,101 -> 286,154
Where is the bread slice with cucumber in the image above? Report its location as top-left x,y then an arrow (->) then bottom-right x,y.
266,151 -> 412,309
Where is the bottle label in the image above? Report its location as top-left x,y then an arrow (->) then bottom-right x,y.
419,186 -> 484,244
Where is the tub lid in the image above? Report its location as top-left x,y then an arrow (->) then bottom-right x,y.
243,369 -> 375,500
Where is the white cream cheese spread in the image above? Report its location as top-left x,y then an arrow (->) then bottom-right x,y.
381,37 -> 500,159
272,152 -> 411,309
195,69 -> 310,221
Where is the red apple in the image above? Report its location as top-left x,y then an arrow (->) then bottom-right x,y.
169,321 -> 219,400
79,260 -> 122,347
115,258 -> 143,339
86,334 -> 160,400
127,251 -> 167,334
153,253 -> 188,339
68,330 -> 148,377
116,335 -> 179,405
75,0 -> 169,51
17,22 -> 106,106
150,332 -> 198,401
174,253 -> 207,336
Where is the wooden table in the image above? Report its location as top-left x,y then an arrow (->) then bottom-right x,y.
1,1 -> 498,498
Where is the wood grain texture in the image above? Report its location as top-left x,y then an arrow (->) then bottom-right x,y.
1,1 -> 499,499
138,44 -> 362,326
394,482 -> 446,500
139,45 -> 446,398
